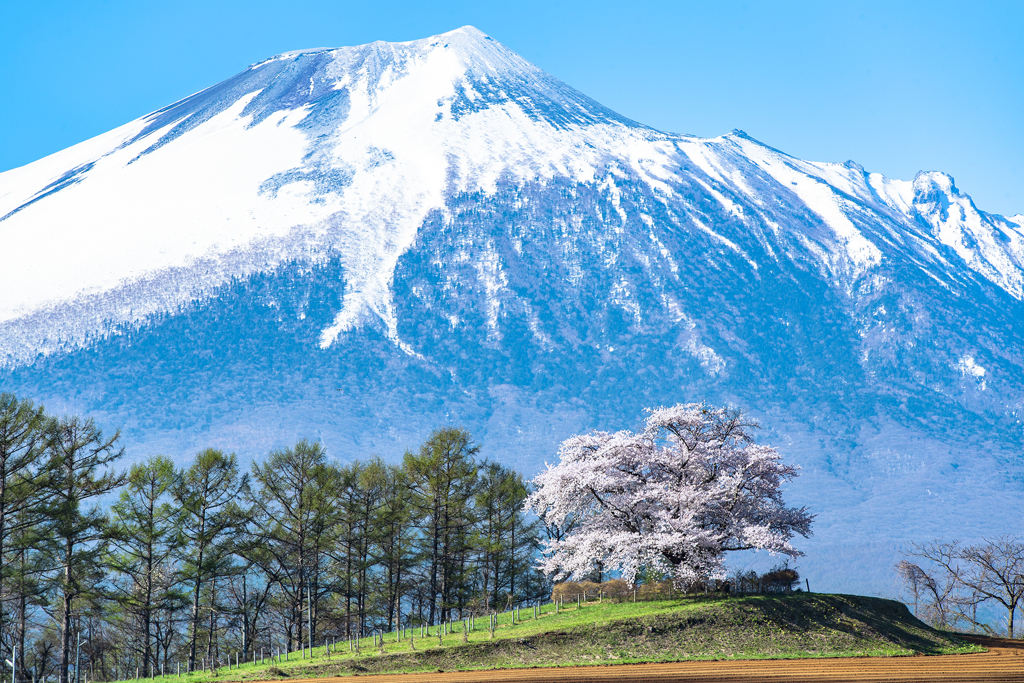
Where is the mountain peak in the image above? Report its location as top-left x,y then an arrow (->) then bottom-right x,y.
252,26 -> 509,76
913,170 -> 959,196
435,24 -> 492,42
0,25 -> 658,359
2,26 -> 1020,356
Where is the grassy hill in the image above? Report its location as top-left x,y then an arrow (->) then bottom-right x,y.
128,594 -> 980,682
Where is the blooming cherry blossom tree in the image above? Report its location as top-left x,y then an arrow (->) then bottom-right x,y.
526,403 -> 813,588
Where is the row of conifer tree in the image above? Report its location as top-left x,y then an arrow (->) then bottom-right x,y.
0,393 -> 549,683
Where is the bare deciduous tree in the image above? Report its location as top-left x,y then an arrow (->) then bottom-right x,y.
895,559 -> 955,628
897,537 -> 1024,637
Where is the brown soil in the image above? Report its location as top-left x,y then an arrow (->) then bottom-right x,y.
271,636 -> 1024,683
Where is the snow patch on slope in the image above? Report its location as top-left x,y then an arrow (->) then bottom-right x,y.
957,355 -> 987,391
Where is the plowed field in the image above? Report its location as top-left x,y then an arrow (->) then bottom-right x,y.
277,636 -> 1023,683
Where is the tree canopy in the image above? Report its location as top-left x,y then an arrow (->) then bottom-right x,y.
527,403 -> 814,588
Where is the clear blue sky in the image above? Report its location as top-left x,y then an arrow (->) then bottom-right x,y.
1,0 -> 1021,215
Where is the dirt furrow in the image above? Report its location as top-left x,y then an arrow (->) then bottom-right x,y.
273,637 -> 1024,683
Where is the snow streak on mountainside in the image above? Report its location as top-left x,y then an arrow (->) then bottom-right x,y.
2,27 -> 1024,595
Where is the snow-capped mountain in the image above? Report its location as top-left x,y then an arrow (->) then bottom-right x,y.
2,26 -> 1023,596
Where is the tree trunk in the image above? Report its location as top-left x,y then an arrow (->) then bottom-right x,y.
187,547 -> 204,673
428,500 -> 440,626
0,476 -> 6,661
143,552 -> 153,677
206,579 -> 216,665
345,542 -> 352,638
59,563 -> 73,683
17,549 -> 27,680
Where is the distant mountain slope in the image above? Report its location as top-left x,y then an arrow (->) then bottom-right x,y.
2,26 -> 1022,595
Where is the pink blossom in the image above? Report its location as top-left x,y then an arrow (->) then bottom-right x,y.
526,403 -> 814,588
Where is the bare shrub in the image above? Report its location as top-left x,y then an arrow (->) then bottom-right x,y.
602,579 -> 631,602
729,569 -> 760,593
552,581 -> 582,602
578,580 -> 600,600
638,580 -> 674,600
761,565 -> 800,592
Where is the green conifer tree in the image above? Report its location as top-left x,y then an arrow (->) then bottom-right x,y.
403,428 -> 480,626
43,415 -> 125,683
106,456 -> 184,676
174,449 -> 246,673
245,440 -> 341,652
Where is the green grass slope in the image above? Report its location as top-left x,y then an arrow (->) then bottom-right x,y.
130,594 -> 980,682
